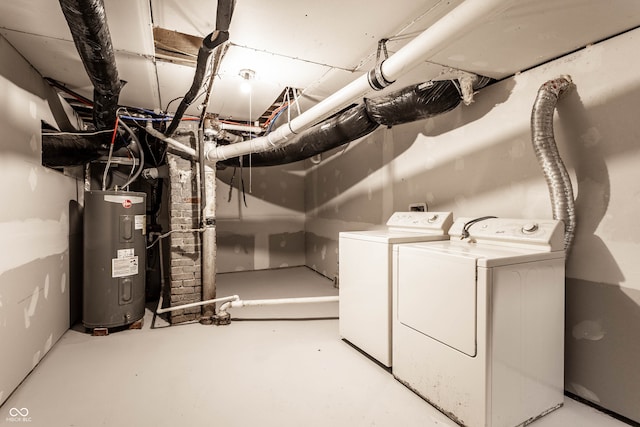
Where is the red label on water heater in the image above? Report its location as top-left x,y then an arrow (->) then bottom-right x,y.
122,199 -> 132,209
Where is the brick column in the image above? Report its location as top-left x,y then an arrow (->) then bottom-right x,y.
167,152 -> 202,324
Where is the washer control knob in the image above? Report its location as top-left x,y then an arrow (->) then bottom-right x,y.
522,223 -> 539,234
427,214 -> 439,223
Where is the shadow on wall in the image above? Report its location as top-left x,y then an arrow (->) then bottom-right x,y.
560,83 -> 640,424
558,87 -> 620,280
216,161 -> 306,213
217,80 -> 513,213
565,279 -> 640,424
310,77 -> 640,232
305,79 -> 516,217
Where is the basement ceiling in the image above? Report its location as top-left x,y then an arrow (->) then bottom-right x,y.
0,0 -> 639,128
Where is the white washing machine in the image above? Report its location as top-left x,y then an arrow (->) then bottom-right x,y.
392,217 -> 565,427
339,211 -> 453,367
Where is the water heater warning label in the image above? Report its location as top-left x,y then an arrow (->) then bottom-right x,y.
112,256 -> 139,278
135,215 -> 146,233
117,248 -> 134,259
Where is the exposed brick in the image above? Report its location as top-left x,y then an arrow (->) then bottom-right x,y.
172,273 -> 195,281
167,151 -> 205,325
171,259 -> 195,267
170,294 -> 198,304
173,286 -> 195,295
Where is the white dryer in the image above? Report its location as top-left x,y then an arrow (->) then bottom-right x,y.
392,217 -> 565,427
339,211 -> 453,367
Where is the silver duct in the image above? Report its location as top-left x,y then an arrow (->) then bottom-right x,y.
530,76 -> 576,252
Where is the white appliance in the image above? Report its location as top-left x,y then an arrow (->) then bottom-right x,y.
392,217 -> 565,427
339,211 -> 453,367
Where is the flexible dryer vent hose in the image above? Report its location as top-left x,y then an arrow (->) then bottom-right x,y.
530,76 -> 576,252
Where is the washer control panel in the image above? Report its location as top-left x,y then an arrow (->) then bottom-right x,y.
386,211 -> 453,232
450,217 -> 564,251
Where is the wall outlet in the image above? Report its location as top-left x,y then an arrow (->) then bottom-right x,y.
408,202 -> 427,212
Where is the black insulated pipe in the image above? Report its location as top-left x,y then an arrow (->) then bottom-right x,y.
163,31 -> 229,136
59,0 -> 122,131
219,104 -> 379,167
215,0 -> 236,32
365,80 -> 462,127
42,132 -> 110,167
164,0 -> 235,136
219,79 -> 465,168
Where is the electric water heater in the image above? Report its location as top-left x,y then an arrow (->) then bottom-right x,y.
83,190 -> 146,329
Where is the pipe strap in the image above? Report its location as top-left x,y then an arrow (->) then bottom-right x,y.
367,60 -> 395,91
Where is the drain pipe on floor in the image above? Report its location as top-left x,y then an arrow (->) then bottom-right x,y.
215,296 -> 339,325
205,0 -> 507,163
151,232 -> 239,317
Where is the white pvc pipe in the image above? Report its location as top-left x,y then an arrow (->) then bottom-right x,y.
205,127 -> 244,143
156,294 -> 240,314
218,295 -> 339,317
206,0 -> 506,162
152,230 -> 238,316
146,122 -> 197,159
220,122 -> 263,134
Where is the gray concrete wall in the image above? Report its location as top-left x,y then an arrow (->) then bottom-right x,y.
0,35 -> 81,406
304,28 -> 640,423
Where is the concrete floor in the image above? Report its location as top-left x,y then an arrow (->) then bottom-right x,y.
0,267 -> 632,427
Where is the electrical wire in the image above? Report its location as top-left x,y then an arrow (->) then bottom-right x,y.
266,106 -> 288,133
44,129 -> 113,136
146,228 -> 205,249
101,115 -> 119,191
164,96 -> 183,113
124,145 -> 136,187
460,216 -> 497,240
118,120 -> 145,189
248,84 -> 252,193
263,102 -> 289,129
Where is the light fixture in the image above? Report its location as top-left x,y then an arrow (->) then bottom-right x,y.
239,68 -> 255,94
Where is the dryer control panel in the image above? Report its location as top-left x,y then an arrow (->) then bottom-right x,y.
386,211 -> 453,232
449,217 -> 564,251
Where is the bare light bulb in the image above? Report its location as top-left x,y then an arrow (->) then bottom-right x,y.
240,80 -> 252,94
